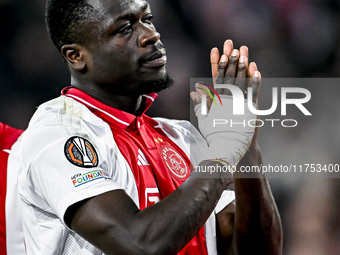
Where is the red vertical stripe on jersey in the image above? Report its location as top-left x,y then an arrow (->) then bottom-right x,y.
0,123 -> 23,254
63,88 -> 209,255
0,150 -> 9,253
110,117 -> 208,255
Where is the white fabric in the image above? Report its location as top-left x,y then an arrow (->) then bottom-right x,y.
16,96 -> 235,255
5,136 -> 26,255
195,96 -> 256,166
17,96 -> 137,255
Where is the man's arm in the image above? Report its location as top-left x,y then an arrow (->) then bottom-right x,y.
66,160 -> 232,255
214,40 -> 282,255
191,39 -> 282,254
216,145 -> 283,255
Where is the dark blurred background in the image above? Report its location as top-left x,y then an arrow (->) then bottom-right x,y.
1,0 -> 340,254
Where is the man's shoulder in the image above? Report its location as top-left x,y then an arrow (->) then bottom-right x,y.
30,95 -> 100,125
151,118 -> 208,165
26,95 -> 108,135
21,96 -> 111,162
153,118 -> 192,135
152,117 -> 207,151
152,117 -> 202,141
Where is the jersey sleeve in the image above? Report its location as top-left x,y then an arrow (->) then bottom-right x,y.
34,139 -> 121,222
18,123 -> 124,226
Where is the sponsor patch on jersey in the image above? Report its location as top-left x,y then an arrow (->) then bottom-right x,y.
160,144 -> 189,181
64,136 -> 98,168
71,170 -> 111,188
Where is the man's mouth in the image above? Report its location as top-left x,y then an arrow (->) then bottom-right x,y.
141,50 -> 167,68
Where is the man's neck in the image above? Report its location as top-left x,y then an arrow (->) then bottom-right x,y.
71,79 -> 143,115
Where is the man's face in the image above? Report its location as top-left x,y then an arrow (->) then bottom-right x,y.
85,0 -> 172,95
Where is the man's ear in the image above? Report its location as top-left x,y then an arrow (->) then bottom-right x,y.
61,44 -> 88,71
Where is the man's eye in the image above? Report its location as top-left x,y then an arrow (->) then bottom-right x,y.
118,24 -> 132,34
144,14 -> 153,24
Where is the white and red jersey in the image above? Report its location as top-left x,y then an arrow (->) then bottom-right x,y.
0,123 -> 26,255
17,88 -> 235,255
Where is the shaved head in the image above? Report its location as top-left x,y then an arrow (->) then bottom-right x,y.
45,0 -> 105,50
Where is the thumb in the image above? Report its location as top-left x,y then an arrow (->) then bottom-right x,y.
190,92 -> 202,107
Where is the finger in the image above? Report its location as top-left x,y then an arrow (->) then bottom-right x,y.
223,39 -> 234,56
234,56 -> 249,95
239,45 -> 249,59
239,46 -> 250,94
195,83 -> 213,108
215,55 -> 228,85
190,92 -> 201,107
211,47 -> 220,84
248,62 -> 258,78
224,49 -> 239,85
247,62 -> 257,89
247,62 -> 258,92
249,70 -> 261,150
250,71 -> 261,105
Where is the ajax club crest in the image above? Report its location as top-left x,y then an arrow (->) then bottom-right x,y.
160,145 -> 189,181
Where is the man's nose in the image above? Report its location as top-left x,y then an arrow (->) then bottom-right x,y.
138,23 -> 160,47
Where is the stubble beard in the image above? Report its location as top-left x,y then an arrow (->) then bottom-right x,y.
137,73 -> 174,95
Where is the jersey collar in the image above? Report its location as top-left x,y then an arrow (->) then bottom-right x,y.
61,87 -> 158,129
